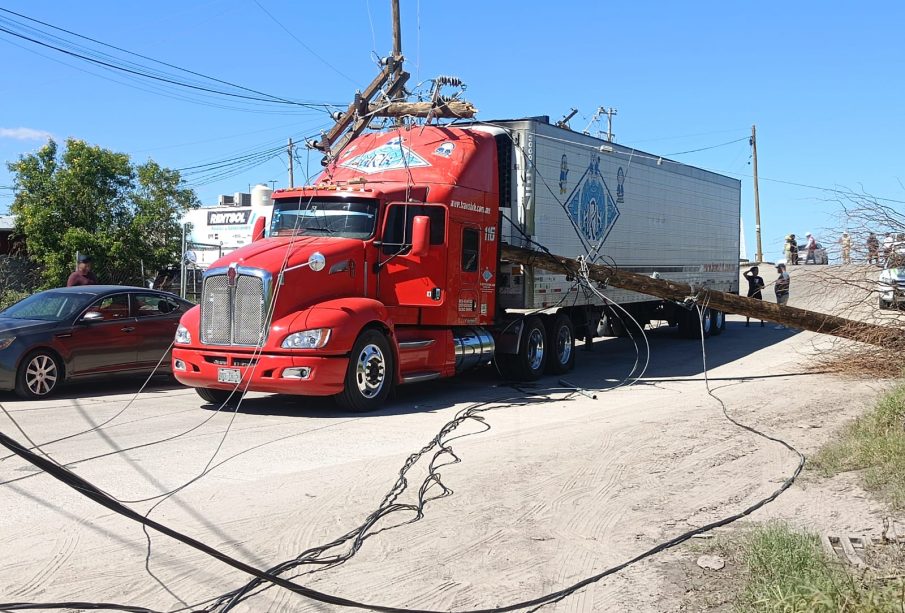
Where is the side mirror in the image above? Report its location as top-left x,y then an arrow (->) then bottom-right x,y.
411,215 -> 430,258
252,216 -> 266,242
81,311 -> 103,323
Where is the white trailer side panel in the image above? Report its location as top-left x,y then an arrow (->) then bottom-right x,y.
496,120 -> 741,310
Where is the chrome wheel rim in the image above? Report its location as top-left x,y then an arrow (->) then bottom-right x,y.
556,325 -> 572,365
702,310 -> 712,333
714,310 -> 724,328
527,328 -> 545,371
26,355 -> 58,396
355,344 -> 386,399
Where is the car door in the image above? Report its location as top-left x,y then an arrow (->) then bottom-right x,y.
130,292 -> 183,367
64,293 -> 139,375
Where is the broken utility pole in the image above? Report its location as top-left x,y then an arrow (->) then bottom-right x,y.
500,244 -> 905,347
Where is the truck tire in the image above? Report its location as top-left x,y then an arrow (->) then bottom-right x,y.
546,313 -> 575,375
678,308 -> 711,339
196,387 -> 237,405
15,349 -> 62,399
879,295 -> 890,310
335,329 -> 394,412
710,309 -> 726,336
497,316 -> 548,381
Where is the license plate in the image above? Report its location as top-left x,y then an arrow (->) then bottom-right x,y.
217,368 -> 242,384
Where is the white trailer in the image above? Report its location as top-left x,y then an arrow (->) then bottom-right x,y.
486,118 -> 741,337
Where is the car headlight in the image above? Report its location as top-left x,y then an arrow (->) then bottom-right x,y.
175,325 -> 191,345
0,337 -> 15,351
282,328 -> 330,349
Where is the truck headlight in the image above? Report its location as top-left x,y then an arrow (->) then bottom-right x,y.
175,324 -> 192,345
0,337 -> 15,351
282,328 -> 330,349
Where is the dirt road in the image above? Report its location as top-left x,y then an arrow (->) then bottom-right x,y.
0,265 -> 895,612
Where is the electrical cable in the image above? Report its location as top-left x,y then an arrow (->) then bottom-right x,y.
0,7 -> 337,110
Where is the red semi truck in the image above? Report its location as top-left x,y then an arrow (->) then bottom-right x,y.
173,118 -> 741,410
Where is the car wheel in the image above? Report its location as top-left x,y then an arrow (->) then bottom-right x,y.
15,350 -> 62,399
196,387 -> 238,405
546,313 -> 576,375
335,328 -> 394,412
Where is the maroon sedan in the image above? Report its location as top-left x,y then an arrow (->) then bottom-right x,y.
0,286 -> 193,398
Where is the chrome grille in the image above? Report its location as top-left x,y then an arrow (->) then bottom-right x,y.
200,271 -> 267,346
201,275 -> 231,345
232,275 -> 265,345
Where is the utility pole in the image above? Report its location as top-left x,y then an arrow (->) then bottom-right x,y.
391,0 -> 402,78
750,125 -> 763,263
604,107 -> 617,142
287,137 -> 294,188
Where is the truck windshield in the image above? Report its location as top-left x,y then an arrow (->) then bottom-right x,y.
270,197 -> 378,239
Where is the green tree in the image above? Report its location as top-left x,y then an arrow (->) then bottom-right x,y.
7,138 -> 198,287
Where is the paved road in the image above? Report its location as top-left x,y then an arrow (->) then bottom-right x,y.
0,271 -> 891,611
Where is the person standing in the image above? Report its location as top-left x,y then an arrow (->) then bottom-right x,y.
743,266 -> 765,327
789,233 -> 799,265
840,231 -> 852,264
783,235 -> 793,265
66,255 -> 98,287
867,232 -> 880,265
773,263 -> 791,329
883,232 -> 894,263
804,232 -> 818,264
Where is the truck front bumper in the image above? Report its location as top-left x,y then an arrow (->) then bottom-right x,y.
172,347 -> 348,396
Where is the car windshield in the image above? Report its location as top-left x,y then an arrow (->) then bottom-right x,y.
0,291 -> 94,321
270,197 -> 378,239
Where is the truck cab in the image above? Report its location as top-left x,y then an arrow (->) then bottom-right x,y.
172,126 -> 505,410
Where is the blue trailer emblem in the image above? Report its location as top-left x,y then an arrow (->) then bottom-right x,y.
340,136 -> 431,174
565,156 -> 620,245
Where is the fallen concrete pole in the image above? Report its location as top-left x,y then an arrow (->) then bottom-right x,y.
501,244 -> 905,347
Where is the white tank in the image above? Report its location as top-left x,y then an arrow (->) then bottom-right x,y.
251,184 -> 273,210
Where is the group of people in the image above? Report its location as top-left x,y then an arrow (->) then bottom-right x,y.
782,232 -> 820,265
743,263 -> 791,330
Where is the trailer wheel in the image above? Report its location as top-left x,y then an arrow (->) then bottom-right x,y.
879,295 -> 890,310
710,309 -> 725,336
678,308 -> 711,338
335,329 -> 394,412
498,316 -> 547,381
546,313 -> 575,375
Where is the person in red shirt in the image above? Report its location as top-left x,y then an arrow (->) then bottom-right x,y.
66,255 -> 99,287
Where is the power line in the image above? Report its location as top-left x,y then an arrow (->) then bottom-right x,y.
664,136 -> 749,156
250,0 -> 359,85
0,8 -> 339,112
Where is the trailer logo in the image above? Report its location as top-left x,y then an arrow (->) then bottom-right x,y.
339,136 -> 431,174
208,210 -> 251,225
433,142 -> 455,157
565,156 -> 620,245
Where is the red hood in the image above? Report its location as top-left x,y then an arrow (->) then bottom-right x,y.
208,236 -> 362,272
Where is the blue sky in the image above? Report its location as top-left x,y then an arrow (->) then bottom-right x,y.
1,0 -> 903,261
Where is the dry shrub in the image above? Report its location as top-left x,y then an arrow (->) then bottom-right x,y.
809,321 -> 905,379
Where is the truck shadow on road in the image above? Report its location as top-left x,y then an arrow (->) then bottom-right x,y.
211,319 -> 804,418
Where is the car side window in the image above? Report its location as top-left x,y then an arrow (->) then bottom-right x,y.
85,294 -> 130,320
132,293 -> 179,318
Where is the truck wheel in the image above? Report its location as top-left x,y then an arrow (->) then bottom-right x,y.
335,329 -> 394,412
546,313 -> 575,374
879,295 -> 890,310
196,387 -> 237,405
679,308 -> 711,338
710,309 -> 725,336
15,350 -> 62,399
498,316 -> 547,381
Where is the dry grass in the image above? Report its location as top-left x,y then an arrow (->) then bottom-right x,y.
810,383 -> 905,511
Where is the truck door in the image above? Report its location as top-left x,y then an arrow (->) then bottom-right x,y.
377,203 -> 447,312
454,224 -> 483,323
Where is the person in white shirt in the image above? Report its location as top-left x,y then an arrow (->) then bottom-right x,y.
774,263 -> 791,329
804,232 -> 818,265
